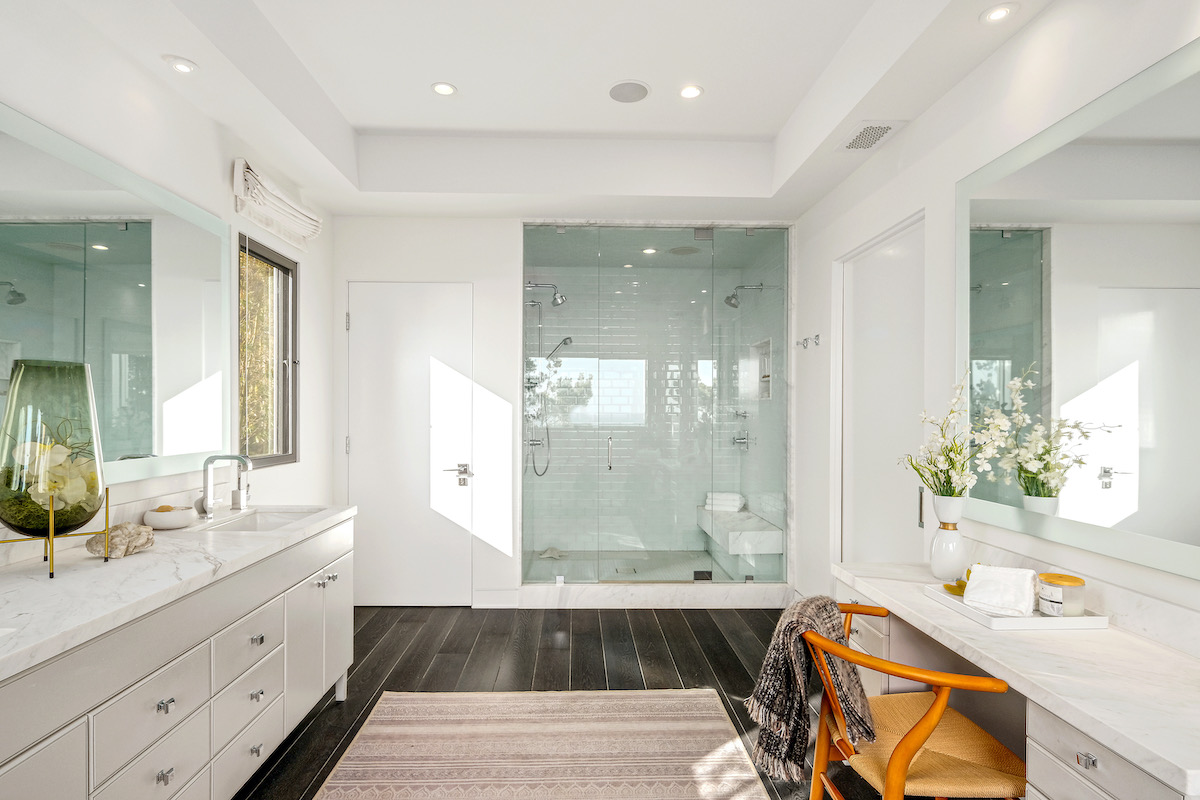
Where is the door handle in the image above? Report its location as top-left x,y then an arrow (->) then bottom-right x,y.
607,436 -> 613,470
443,463 -> 473,477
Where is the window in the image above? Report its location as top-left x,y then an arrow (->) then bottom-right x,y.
238,235 -> 296,466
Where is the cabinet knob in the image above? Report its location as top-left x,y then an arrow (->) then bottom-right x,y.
250,743 -> 263,757
156,767 -> 175,786
1077,752 -> 1098,770
250,633 -> 266,646
250,688 -> 265,702
327,572 -> 339,582
156,697 -> 176,715
849,627 -> 860,637
316,579 -> 327,588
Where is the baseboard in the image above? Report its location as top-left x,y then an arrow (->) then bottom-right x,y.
517,582 -> 794,609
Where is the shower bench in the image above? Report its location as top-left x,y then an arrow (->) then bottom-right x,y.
696,506 -> 783,581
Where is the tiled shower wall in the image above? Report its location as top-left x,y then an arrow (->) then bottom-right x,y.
522,227 -> 787,580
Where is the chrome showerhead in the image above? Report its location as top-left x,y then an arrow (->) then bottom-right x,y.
0,282 -> 24,305
724,283 -> 763,309
547,336 -> 572,359
527,281 -> 567,307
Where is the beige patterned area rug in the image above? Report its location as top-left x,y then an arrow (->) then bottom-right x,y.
315,689 -> 771,799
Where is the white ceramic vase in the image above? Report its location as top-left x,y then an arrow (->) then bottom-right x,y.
929,495 -> 968,581
1022,495 -> 1060,515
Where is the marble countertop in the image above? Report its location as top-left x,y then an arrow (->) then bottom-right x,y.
0,505 -> 356,685
834,562 -> 1200,795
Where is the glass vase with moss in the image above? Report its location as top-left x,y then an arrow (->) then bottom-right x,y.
0,360 -> 106,537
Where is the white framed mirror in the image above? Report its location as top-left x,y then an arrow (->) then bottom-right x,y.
0,102 -> 231,484
956,39 -> 1200,580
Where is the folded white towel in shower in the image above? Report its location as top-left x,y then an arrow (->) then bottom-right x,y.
708,492 -> 744,503
705,501 -> 744,512
962,564 -> 1037,617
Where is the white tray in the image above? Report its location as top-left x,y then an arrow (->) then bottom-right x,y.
923,584 -> 1109,630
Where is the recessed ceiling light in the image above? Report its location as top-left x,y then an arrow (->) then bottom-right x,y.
615,290 -> 623,294
701,289 -> 708,293
137,283 -> 146,288
623,264 -> 633,268
680,85 -> 703,99
162,55 -> 198,74
431,82 -> 457,96
642,248 -> 656,254
90,244 -> 108,251
691,300 -> 697,304
609,80 -> 650,103
980,3 -> 1018,23
1001,282 -> 1010,286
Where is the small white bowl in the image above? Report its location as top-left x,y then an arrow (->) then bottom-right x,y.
143,506 -> 199,530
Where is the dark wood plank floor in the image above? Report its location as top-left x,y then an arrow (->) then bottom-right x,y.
234,606 -> 832,800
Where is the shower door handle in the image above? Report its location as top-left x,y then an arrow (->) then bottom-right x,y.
607,437 -> 613,471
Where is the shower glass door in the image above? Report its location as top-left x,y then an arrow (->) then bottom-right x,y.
595,227 -> 715,582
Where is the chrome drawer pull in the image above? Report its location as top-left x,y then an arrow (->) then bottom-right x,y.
156,767 -> 175,786
250,743 -> 263,757
250,633 -> 266,646
156,697 -> 176,714
1077,752 -> 1098,770
849,627 -> 860,636
327,572 -> 339,582
315,579 -> 327,588
250,688 -> 265,702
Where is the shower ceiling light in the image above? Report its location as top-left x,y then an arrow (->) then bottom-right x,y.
623,264 -> 633,268
162,55 -> 198,74
980,3 -> 1018,23
642,248 -> 656,254
680,85 -> 703,99
90,244 -> 108,250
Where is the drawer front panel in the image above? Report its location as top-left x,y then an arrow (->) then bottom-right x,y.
1027,703 -> 1181,800
213,596 -> 284,690
213,645 -> 284,751
1025,782 -> 1051,800
94,705 -> 211,800
848,639 -> 885,697
0,718 -> 87,800
1028,740 -> 1111,800
175,767 -> 212,800
212,696 -> 285,800
93,642 -> 212,784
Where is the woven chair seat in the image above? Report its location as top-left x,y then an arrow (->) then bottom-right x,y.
844,692 -> 1026,799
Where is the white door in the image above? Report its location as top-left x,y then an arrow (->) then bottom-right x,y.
842,223 -> 925,563
348,282 -> 473,605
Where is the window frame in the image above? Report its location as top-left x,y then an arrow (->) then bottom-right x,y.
237,233 -> 298,468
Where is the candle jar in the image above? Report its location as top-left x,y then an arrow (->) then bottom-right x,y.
1037,572 -> 1085,617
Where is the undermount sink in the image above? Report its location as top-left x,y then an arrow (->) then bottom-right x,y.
202,507 -> 326,532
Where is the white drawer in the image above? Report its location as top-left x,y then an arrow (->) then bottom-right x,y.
1025,782 -> 1051,800
94,705 -> 211,800
1027,703 -> 1182,800
175,767 -> 212,800
0,718 -> 87,800
213,645 -> 284,751
93,642 -> 211,784
834,581 -> 890,636
848,639 -> 885,697
212,696 -> 285,800
212,596 -> 284,690
1028,739 -> 1111,800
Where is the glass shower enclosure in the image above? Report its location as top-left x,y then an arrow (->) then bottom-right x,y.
521,225 -> 787,583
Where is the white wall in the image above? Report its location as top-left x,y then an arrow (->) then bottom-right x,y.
789,0 -> 1200,609
331,217 -> 523,607
0,3 -> 335,533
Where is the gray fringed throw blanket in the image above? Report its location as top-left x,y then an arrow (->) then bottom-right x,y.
745,595 -> 875,782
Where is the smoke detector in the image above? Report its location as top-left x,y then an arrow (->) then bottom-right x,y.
841,120 -> 906,151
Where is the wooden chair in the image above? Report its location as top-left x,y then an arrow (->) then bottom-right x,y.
803,603 -> 1025,800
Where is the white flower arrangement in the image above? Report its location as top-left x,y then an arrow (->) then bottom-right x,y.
973,368 -> 1101,497
901,375 -> 978,497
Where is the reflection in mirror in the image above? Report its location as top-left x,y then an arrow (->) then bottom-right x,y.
961,48 -> 1200,570
0,112 -> 229,481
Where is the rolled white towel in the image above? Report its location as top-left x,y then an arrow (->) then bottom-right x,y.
705,501 -> 743,512
708,492 -> 743,503
962,565 -> 1037,617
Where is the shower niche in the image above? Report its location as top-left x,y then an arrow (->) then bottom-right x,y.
521,225 -> 788,584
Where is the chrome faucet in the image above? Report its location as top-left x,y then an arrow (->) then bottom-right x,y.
201,454 -> 254,519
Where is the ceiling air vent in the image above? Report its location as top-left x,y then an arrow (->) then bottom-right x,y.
841,120 -> 906,151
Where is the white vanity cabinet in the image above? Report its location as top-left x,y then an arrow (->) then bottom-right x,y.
1026,703 -> 1182,800
285,551 -> 355,731
0,511 -> 354,800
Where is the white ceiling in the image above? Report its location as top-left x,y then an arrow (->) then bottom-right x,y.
61,0 -> 1056,218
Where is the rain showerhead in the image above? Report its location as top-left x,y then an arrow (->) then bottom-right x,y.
0,282 -> 24,305
527,281 -> 567,307
724,283 -> 763,309
547,336 -> 572,360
